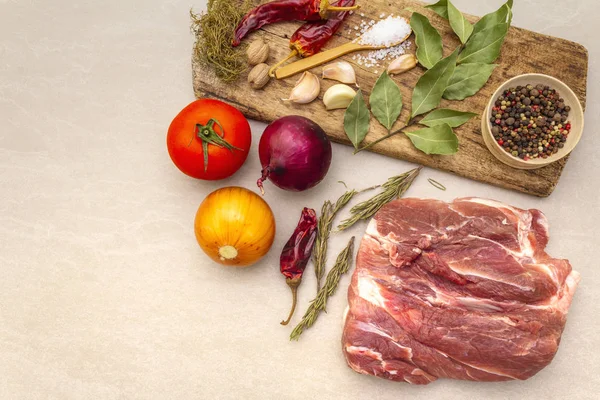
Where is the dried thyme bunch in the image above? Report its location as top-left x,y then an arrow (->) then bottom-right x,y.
191,0 -> 254,83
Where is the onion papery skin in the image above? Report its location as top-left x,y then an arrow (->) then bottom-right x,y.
258,116 -> 332,193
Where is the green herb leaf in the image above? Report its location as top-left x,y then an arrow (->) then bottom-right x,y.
472,1 -> 512,36
344,90 -> 370,149
458,23 -> 509,64
420,109 -> 477,128
448,0 -> 473,44
425,0 -> 448,19
370,72 -> 403,131
443,63 -> 497,100
507,2 -> 514,25
410,12 -> 444,69
411,48 -> 459,119
405,124 -> 459,155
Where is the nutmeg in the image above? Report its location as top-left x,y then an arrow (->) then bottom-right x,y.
247,39 -> 270,66
248,63 -> 270,90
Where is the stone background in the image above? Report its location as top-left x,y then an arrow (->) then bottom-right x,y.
1,1 -> 597,398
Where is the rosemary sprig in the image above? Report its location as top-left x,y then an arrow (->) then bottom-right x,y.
313,190 -> 358,291
337,167 -> 422,231
291,237 -> 356,341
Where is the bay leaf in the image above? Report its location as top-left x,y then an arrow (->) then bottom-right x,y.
458,23 -> 509,64
344,90 -> 370,149
448,0 -> 473,44
420,109 -> 477,128
443,63 -> 497,100
411,48 -> 459,119
370,72 -> 403,131
410,12 -> 443,70
425,0 -> 448,19
472,1 -> 512,36
405,124 -> 458,155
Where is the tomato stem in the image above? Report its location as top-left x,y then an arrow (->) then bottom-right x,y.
195,119 -> 243,172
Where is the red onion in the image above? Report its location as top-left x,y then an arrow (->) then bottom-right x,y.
257,116 -> 332,194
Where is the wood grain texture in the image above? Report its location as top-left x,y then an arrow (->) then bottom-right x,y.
192,1 -> 589,197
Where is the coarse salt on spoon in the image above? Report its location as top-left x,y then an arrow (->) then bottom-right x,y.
273,15 -> 412,80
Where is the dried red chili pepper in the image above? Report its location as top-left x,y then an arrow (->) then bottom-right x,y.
280,207 -> 318,326
269,0 -> 355,76
232,0 -> 359,46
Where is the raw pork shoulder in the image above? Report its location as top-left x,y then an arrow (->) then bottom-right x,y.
342,198 -> 579,385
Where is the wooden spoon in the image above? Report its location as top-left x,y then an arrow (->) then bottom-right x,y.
274,19 -> 412,80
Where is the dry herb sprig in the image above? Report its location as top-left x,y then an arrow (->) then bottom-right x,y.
290,237 -> 355,341
338,167 -> 422,231
191,0 -> 254,83
313,190 -> 358,291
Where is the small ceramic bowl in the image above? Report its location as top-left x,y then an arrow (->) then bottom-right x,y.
481,73 -> 584,170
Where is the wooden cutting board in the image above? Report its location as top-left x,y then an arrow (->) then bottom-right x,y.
192,1 -> 588,197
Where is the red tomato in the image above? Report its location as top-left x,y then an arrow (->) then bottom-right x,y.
167,99 -> 252,180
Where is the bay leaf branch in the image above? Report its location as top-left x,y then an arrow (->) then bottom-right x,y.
425,0 -> 448,19
458,23 -> 509,64
443,63 -> 497,100
410,12 -> 444,70
448,0 -> 473,44
343,90 -> 370,149
404,124 -> 459,155
472,0 -> 513,36
411,47 -> 459,119
420,109 -> 477,128
370,72 -> 403,131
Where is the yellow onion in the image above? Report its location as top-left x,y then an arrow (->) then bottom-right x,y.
194,187 -> 276,267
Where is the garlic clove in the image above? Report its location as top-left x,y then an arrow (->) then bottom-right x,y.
387,54 -> 418,76
282,72 -> 320,104
322,61 -> 357,86
323,84 -> 356,111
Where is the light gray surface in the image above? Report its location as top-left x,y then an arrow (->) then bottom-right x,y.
1,0 -> 598,399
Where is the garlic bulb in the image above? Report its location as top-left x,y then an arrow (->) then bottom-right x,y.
283,72 -> 320,104
322,61 -> 357,86
323,84 -> 356,110
387,54 -> 418,76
